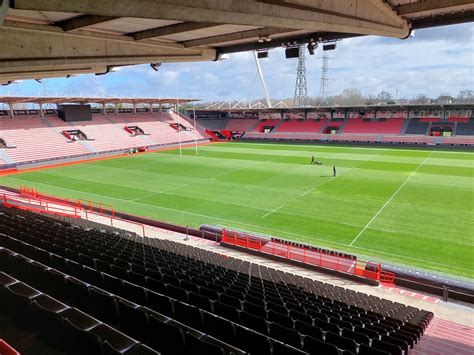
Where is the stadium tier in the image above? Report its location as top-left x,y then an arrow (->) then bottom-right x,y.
276,119 -> 328,133
191,105 -> 473,146
342,118 -> 404,134
0,111 -> 206,167
0,206 -> 435,355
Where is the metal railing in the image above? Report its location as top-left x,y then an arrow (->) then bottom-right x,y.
221,228 -> 393,283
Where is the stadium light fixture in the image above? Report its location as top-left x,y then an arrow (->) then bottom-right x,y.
257,50 -> 269,59
95,65 -> 122,76
285,46 -> 299,59
307,41 -> 317,55
323,42 -> 336,51
150,63 -> 162,72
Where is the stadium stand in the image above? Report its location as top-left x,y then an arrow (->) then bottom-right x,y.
251,120 -> 280,133
0,206 -> 434,355
0,115 -> 90,164
226,119 -> 258,132
275,119 -> 327,133
456,121 -> 474,136
0,112 -> 206,167
196,119 -> 228,131
404,119 -> 430,135
342,118 -> 404,134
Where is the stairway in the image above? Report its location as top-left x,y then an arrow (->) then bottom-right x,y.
271,119 -> 285,133
400,119 -> 410,135
336,117 -> 350,134
247,119 -> 261,132
41,117 -> 97,153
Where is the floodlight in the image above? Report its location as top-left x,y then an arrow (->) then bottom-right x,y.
285,47 -> 299,58
323,43 -> 336,51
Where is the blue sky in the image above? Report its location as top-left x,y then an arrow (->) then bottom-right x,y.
1,23 -> 472,101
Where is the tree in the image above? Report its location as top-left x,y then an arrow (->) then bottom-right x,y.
339,88 -> 364,105
412,94 -> 430,104
376,91 -> 393,103
435,94 -> 455,104
457,90 -> 474,103
365,94 -> 377,105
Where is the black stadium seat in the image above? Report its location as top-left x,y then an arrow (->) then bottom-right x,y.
0,206 -> 433,355
303,335 -> 338,355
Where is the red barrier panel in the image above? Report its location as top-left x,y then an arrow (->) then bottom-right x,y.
221,229 -> 393,283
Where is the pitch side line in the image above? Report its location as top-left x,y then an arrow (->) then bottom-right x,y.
349,151 -> 435,247
261,204 -> 285,219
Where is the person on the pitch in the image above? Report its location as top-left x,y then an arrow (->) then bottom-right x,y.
333,165 -> 336,177
311,156 -> 315,165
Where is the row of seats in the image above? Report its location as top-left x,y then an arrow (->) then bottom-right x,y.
0,113 -> 206,166
0,206 -> 433,354
0,269 -> 159,355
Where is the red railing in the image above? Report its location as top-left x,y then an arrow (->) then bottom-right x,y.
221,229 -> 264,250
20,186 -> 114,218
2,193 -> 81,218
380,270 -> 395,284
221,228 -> 393,283
79,199 -> 115,218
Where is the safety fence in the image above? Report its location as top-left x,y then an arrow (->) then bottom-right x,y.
221,228 -> 394,283
20,186 -> 114,217
2,192 -> 82,218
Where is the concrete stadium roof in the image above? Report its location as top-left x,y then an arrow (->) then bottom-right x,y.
0,96 -> 198,105
0,1 -> 472,84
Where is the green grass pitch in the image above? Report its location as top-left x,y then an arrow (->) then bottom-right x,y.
1,142 -> 473,279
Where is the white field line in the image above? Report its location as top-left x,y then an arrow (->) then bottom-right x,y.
261,204 -> 285,219
349,151 -> 435,247
8,176 -> 472,272
296,186 -> 318,198
129,161 -> 265,202
273,158 -> 367,216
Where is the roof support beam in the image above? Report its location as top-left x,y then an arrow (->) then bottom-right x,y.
183,27 -> 295,48
58,15 -> 117,31
0,23 -> 216,83
218,32 -> 360,54
397,0 -> 474,15
133,21 -> 220,41
0,0 -> 9,26
412,10 -> 474,29
12,0 -> 410,38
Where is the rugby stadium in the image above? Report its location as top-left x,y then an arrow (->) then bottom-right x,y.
0,1 -> 473,355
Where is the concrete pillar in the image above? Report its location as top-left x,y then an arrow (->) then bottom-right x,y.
115,103 -> 118,115
9,103 -> 14,118
133,103 -> 137,114
159,104 -> 163,113
149,103 -> 153,114
39,103 -> 44,118
102,103 -> 106,115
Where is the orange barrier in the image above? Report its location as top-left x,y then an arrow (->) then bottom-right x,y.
221,228 -> 393,283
